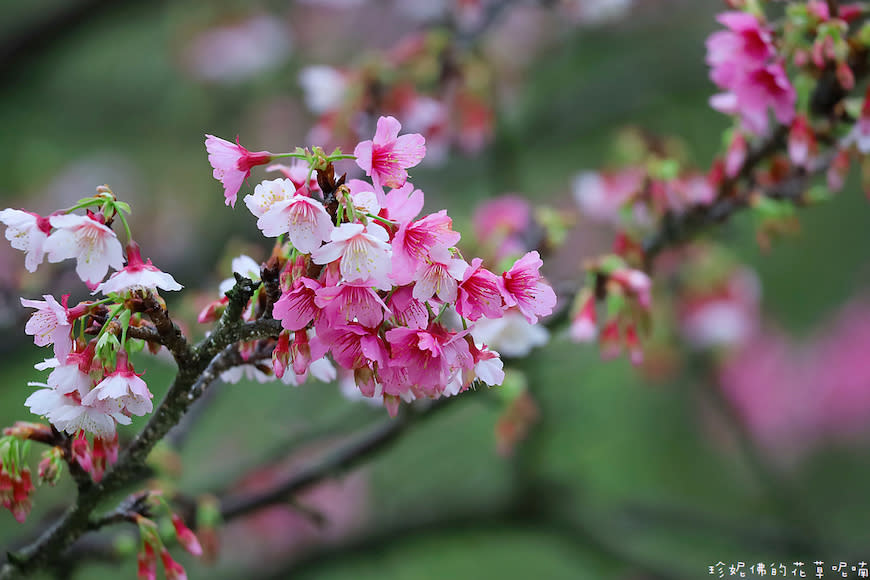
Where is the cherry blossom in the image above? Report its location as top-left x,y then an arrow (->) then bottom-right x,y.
0,209 -> 50,273
205,134 -> 274,207
81,351 -> 153,417
244,178 -> 296,219
20,295 -> 72,360
311,223 -> 392,287
391,210 -> 460,285
256,190 -> 333,253
94,242 -> 182,296
456,258 -> 504,322
354,116 -> 426,194
411,247 -> 467,303
497,251 -> 557,324
44,214 -> 124,287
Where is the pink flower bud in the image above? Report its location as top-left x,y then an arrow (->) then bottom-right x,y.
599,320 -> 622,360
625,324 -> 644,366
72,431 -> 93,476
171,514 -> 203,557
725,133 -> 747,179
837,61 -> 855,91
137,543 -> 157,580
160,549 -> 188,580
570,295 -> 598,343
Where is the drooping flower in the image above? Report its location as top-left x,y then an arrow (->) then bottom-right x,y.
25,387 -> 128,438
0,462 -> 34,523
391,210 -> 460,285
497,251 -> 557,324
273,277 -> 322,331
387,285 -> 429,330
20,295 -> 73,360
81,351 -> 153,417
205,134 -> 274,207
382,324 -> 473,398
456,258 -> 504,322
706,12 -> 796,135
412,247 -> 467,303
44,214 -> 124,287
0,209 -> 50,273
256,190 -> 333,253
94,242 -> 182,296
171,514 -> 203,557
354,116 -> 426,195
315,281 -> 391,329
468,342 -> 505,387
311,223 -> 392,287
706,12 -> 774,89
312,322 -> 388,371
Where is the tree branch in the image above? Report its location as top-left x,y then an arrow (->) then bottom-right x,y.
219,397 -> 453,521
0,277 -> 275,579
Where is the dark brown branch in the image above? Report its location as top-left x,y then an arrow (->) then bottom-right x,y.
0,277 -> 274,579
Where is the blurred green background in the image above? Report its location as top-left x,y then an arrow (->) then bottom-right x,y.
2,0 -> 870,578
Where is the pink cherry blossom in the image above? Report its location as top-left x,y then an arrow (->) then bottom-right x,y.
386,286 -> 429,330
81,352 -> 153,417
205,134 -> 274,207
354,116 -> 426,193
312,322 -> 387,371
412,247 -> 467,303
311,223 -> 392,287
20,295 -> 72,360
706,12 -> 774,89
44,214 -> 124,287
25,388 -> 128,438
94,242 -> 182,296
0,209 -> 50,273
391,210 -> 460,285
383,324 -> 472,398
382,182 -> 424,226
456,258 -> 504,322
497,251 -> 557,324
315,281 -> 391,328
273,277 -> 323,331
706,11 -> 795,136
256,191 -> 333,253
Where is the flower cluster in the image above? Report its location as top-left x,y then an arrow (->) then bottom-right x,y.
706,11 -> 795,135
135,498 -> 202,580
569,254 -> 651,366
0,190 -> 184,488
206,115 -> 556,414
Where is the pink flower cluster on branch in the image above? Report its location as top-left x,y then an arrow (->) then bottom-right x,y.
205,115 -> 556,415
